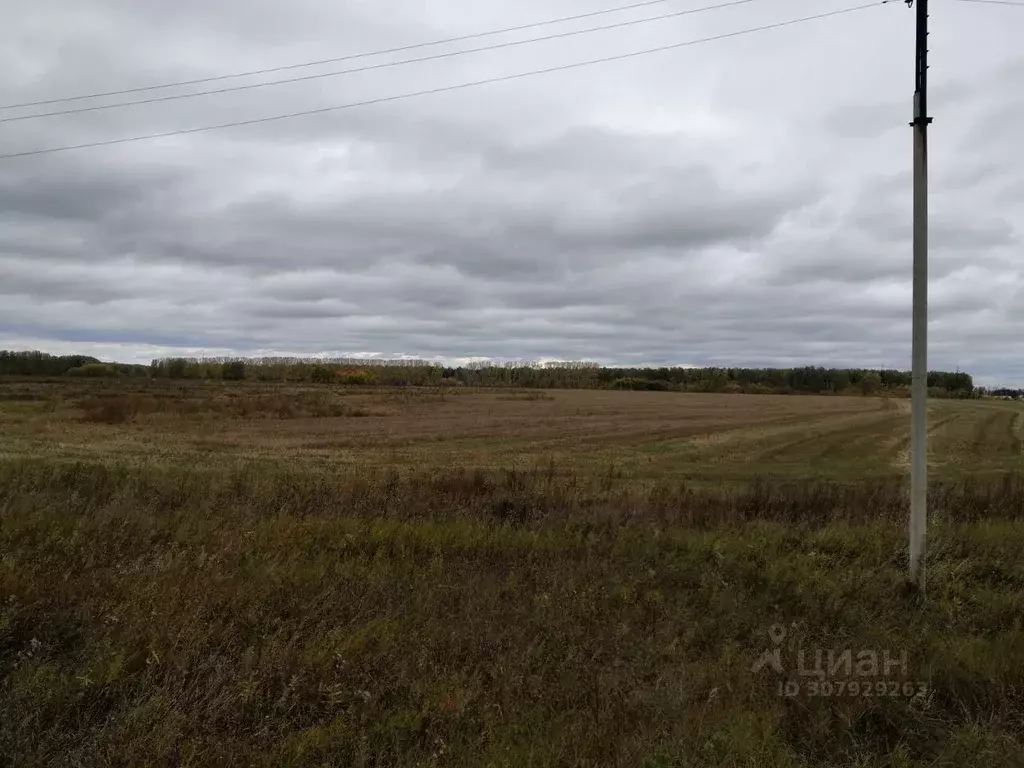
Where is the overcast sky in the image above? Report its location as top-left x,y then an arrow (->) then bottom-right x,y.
1,0 -> 1021,383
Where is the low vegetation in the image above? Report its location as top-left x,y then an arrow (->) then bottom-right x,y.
76,391 -> 375,424
2,378 -> 1023,766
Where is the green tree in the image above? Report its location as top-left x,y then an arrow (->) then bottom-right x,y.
860,372 -> 882,396
222,361 -> 246,381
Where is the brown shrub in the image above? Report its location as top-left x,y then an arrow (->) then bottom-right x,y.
76,391 -> 376,423
497,390 -> 555,401
77,394 -> 145,423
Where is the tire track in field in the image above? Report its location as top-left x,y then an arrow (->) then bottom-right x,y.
972,410 -> 1015,457
887,408 -> 959,470
935,409 -> 1014,464
814,410 -> 908,460
718,406 -> 904,464
678,411 -> 857,455
755,413 -> 895,462
906,405 -> 1022,468
535,412 -> 804,451
560,403 -> 872,453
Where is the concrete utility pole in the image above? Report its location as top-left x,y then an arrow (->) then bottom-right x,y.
908,0 -> 931,590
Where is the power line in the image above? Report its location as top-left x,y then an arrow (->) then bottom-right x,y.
0,0 -> 760,125
0,0 -> 753,111
0,3 -> 889,162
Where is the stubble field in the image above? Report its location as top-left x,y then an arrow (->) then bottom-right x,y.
2,378 -> 1022,481
2,379 -> 1024,767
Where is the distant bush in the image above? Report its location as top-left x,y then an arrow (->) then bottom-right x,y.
78,394 -> 139,422
165,359 -> 190,379
0,350 -> 101,376
859,372 -> 882,396
336,369 -> 378,386
498,390 -> 555,401
74,390 -> 378,423
67,363 -> 119,378
309,365 -> 335,384
611,377 -> 671,391
221,361 -> 246,381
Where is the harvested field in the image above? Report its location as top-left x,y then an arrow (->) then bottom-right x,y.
1,379 -> 1020,482
2,378 -> 1024,766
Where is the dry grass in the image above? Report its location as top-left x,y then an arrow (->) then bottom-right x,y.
496,390 -> 556,401
75,391 -> 376,424
2,380 -> 1024,766
4,379 -> 1020,483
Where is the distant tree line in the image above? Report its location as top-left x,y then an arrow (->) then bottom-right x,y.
149,358 -> 976,397
148,356 -> 441,386
1,351 -> 981,398
145,359 -> 977,397
0,350 -> 149,378
977,388 -> 1024,400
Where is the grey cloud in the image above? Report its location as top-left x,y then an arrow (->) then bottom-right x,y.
823,101 -> 903,141
41,125 -> 807,283
0,160 -> 183,223
250,301 -> 362,321
932,216 -> 1017,251
1,0 -> 1023,382
0,261 -> 128,304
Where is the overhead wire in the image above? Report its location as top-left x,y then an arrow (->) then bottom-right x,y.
0,0 -> 755,111
0,0 -> 763,124
0,2 -> 891,161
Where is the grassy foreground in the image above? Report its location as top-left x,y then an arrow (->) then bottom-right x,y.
3,460 -> 1024,767
2,382 -> 1024,766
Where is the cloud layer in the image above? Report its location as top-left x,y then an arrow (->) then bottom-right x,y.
1,0 -> 1021,383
